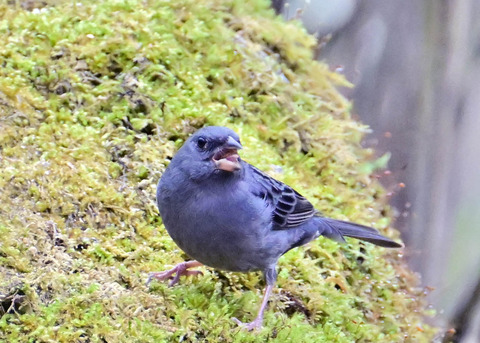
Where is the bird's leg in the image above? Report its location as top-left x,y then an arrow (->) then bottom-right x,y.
233,284 -> 274,331
233,267 -> 276,331
146,260 -> 204,287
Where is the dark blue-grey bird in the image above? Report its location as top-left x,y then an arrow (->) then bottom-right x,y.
147,126 -> 402,330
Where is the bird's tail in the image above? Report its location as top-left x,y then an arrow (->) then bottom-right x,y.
318,217 -> 402,248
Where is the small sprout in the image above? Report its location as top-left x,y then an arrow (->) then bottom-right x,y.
137,165 -> 149,180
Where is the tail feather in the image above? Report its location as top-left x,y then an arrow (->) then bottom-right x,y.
319,218 -> 402,248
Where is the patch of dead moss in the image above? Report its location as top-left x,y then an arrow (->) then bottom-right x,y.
0,0 -> 435,342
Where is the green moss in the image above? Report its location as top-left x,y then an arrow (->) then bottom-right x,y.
0,0 -> 435,341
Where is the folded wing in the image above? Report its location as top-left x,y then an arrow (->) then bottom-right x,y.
247,164 -> 316,229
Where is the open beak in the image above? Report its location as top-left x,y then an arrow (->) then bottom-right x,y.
213,136 -> 243,172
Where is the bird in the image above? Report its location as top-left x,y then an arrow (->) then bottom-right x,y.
147,126 -> 402,330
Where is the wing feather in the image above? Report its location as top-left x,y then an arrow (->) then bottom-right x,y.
247,164 -> 316,229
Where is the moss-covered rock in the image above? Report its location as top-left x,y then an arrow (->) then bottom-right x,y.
0,0 -> 435,341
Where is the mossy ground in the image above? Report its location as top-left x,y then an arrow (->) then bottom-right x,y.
0,0 -> 435,342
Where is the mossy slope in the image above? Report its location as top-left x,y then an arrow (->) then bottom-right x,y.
0,0 -> 434,342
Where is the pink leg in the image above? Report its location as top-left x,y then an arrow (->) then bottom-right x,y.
233,284 -> 274,331
146,260 -> 204,287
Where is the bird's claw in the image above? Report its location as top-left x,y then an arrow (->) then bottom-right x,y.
146,262 -> 203,287
232,317 -> 263,331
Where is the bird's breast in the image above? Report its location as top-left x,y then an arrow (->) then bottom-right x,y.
158,179 -> 275,271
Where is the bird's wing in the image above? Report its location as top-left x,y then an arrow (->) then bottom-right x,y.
247,164 -> 316,229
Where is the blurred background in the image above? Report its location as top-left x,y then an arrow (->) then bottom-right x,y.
272,1 -> 480,342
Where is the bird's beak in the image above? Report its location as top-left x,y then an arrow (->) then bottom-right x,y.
225,136 -> 243,150
213,136 -> 243,172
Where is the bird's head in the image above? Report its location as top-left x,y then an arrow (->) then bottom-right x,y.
174,126 -> 243,178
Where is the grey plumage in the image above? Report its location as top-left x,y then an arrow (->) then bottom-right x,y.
151,126 -> 401,330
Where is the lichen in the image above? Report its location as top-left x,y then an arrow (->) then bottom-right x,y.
0,0 -> 435,342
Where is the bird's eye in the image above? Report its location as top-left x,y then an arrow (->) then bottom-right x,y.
196,137 -> 208,150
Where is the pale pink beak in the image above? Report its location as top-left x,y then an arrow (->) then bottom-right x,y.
213,136 -> 242,172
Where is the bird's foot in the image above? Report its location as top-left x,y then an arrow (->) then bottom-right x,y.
232,316 -> 263,331
146,261 -> 203,287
